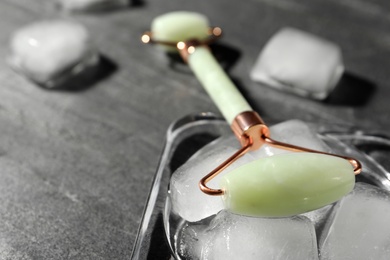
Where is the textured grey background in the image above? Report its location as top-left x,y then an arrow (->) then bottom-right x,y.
0,0 -> 389,259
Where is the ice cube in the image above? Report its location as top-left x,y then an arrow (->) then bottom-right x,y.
8,20 -> 98,88
263,119 -> 331,155
58,0 -> 129,12
319,183 -> 390,259
169,135 -> 241,222
250,27 -> 343,100
201,210 -> 318,260
176,219 -> 210,259
170,120 -> 330,222
249,119 -> 331,160
303,204 -> 335,238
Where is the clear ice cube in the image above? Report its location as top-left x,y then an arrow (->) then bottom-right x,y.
8,20 -> 98,89
169,135 -> 241,222
303,204 -> 335,238
58,0 -> 128,12
319,182 -> 390,260
250,27 -> 343,100
201,210 -> 318,260
176,219 -> 210,259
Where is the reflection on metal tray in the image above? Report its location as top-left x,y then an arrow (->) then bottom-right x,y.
130,113 -> 390,260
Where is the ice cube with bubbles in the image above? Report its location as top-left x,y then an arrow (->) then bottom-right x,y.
319,182 -> 390,260
178,210 -> 319,260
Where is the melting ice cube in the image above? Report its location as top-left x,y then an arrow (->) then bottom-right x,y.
250,27 -> 343,100
8,20 -> 98,88
169,135 -> 240,222
200,211 -> 318,260
58,0 -> 128,12
303,204 -> 335,238
319,182 -> 390,259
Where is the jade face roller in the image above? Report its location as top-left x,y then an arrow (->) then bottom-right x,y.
142,11 -> 362,217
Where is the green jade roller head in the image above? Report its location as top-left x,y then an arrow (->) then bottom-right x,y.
142,11 -> 214,52
221,153 -> 355,217
142,11 -> 362,217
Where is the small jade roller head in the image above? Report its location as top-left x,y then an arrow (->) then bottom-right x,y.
152,12 -> 210,44
141,11 -> 222,53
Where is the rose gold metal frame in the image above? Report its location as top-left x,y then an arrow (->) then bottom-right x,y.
199,111 -> 362,196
